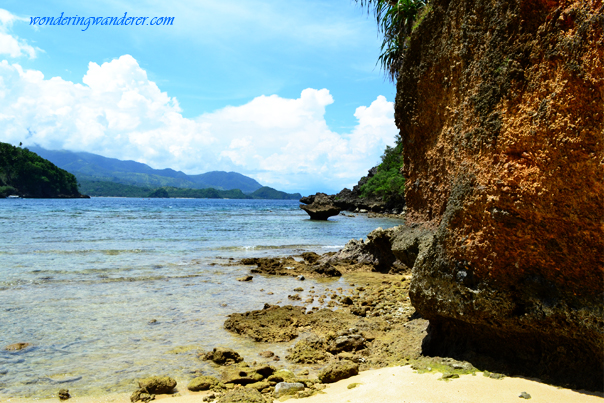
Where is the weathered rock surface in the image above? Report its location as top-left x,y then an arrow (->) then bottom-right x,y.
396,0 -> 603,390
131,376 -> 176,402
220,366 -> 265,385
202,347 -> 244,365
274,382 -> 305,398
187,375 -> 218,391
137,377 -> 176,394
224,305 -> 358,342
322,225 -> 433,273
58,389 -> 70,400
285,334 -> 330,364
299,193 -> 341,220
318,361 -> 359,383
4,342 -> 31,351
217,388 -> 268,403
240,256 -> 342,278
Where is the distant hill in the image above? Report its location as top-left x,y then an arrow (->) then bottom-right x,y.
29,146 -> 263,193
79,180 -> 301,200
0,142 -> 85,198
250,186 -> 301,200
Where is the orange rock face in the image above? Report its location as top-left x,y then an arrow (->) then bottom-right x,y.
396,0 -> 603,390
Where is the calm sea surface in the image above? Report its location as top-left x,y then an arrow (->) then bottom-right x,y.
0,198 -> 400,398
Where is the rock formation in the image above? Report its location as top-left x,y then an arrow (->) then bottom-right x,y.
396,0 -> 603,390
299,192 -> 342,220
301,167 -> 401,214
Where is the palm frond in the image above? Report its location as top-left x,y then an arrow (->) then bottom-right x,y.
356,0 -> 428,81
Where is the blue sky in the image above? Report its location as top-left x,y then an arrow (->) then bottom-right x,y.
0,1 -> 398,194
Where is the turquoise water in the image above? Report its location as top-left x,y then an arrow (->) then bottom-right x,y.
0,198 -> 400,398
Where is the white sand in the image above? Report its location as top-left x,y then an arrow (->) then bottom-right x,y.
4,366 -> 603,403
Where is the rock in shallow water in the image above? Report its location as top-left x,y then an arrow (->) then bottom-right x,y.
299,193 -> 341,220
202,347 -> 244,365
4,342 -> 31,351
58,388 -> 70,400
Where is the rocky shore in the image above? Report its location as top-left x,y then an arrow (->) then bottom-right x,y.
113,224 -> 599,402
299,167 -> 406,220
10,224 -> 603,403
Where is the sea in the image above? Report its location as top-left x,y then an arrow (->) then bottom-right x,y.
0,197 -> 401,399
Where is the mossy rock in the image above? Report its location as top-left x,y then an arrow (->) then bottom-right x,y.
245,381 -> 271,391
217,388 -> 268,403
221,367 -> 264,385
318,362 -> 359,384
285,334 -> 329,364
187,375 -> 219,391
203,347 -> 244,365
137,376 -> 176,394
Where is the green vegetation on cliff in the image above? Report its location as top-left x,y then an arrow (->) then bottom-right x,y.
360,141 -> 404,204
0,142 -> 81,198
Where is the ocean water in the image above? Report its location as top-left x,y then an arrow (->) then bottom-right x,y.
0,198 -> 400,398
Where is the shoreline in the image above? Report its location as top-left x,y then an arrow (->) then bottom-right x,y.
5,367 -> 603,403
4,256 -> 603,402
3,245 -> 602,402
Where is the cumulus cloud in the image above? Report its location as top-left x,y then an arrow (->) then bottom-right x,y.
0,9 -> 37,59
0,55 -> 398,193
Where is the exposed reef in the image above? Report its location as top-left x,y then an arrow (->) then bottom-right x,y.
395,0 -> 603,390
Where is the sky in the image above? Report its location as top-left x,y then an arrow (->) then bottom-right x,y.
0,1 -> 398,194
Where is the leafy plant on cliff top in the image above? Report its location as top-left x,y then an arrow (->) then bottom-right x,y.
360,141 -> 405,203
356,0 -> 429,81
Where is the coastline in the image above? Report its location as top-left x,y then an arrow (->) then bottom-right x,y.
5,367 -> 603,403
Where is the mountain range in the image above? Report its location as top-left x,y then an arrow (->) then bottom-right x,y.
29,146 -> 264,193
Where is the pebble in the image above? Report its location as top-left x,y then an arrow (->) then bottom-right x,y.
58,389 -> 70,400
519,391 -> 531,399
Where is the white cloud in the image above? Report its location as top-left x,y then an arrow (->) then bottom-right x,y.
0,9 -> 37,59
0,55 -> 398,193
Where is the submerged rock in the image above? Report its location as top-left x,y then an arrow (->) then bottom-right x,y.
4,343 -> 31,351
299,193 -> 341,220
258,351 -> 274,358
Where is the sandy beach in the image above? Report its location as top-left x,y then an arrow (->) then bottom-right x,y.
5,366 -> 603,403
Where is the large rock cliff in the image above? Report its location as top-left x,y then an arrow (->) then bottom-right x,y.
396,0 -> 603,390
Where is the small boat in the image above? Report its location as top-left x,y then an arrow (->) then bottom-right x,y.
7,195 -> 21,199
